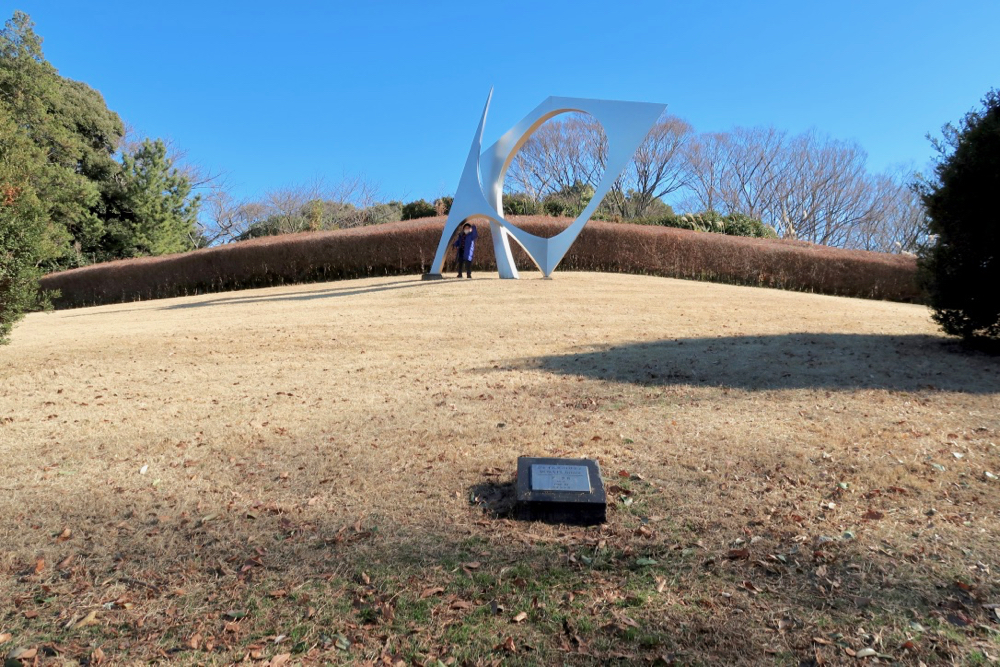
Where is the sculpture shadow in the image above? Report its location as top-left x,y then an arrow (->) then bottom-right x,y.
160,277 -> 458,310
524,333 -> 1000,394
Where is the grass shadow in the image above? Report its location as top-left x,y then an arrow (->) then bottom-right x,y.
523,333 -> 1000,394
469,481 -> 517,519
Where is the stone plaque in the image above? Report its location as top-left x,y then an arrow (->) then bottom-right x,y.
531,464 -> 591,492
515,457 -> 606,525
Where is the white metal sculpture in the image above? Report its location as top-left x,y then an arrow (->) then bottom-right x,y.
426,90 -> 666,279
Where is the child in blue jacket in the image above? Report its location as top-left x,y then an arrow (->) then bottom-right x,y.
453,222 -> 478,279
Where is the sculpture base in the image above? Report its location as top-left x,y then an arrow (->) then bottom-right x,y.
421,273 -> 445,281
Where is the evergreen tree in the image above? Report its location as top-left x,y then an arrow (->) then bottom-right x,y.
1,11 -> 200,266
96,138 -> 200,258
0,108 -> 51,344
0,11 -> 123,265
918,90 -> 1000,346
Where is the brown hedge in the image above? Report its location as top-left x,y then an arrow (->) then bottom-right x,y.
40,216 -> 920,309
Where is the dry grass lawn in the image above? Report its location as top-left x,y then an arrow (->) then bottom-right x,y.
2,272 -> 999,665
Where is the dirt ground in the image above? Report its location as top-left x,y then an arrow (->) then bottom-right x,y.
2,272 -> 999,665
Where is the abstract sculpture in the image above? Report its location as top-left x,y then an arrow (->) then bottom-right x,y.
425,90 -> 666,279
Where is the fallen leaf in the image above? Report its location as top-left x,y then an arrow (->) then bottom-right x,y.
56,527 -> 72,541
512,611 -> 527,623
33,558 -> 44,575
462,561 -> 481,570
420,586 -> 445,599
268,589 -> 288,599
139,465 -> 148,475
0,632 -> 11,643
862,509 -> 884,521
74,609 -> 99,628
495,636 -> 517,653
812,637 -> 831,645
57,554 -> 75,569
654,576 -> 667,593
188,633 -> 202,650
91,646 -> 106,664
618,614 -> 640,628
7,648 -> 37,660
23,610 -> 38,619
360,572 -> 370,585
270,653 -> 291,666
727,548 -> 751,560
449,599 -> 474,610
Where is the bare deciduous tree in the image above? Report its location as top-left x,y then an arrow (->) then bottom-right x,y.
682,126 -> 924,251
193,174 -> 392,244
602,114 -> 693,218
505,113 -> 606,200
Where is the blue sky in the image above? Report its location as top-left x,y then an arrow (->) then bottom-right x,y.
14,1 -> 1000,206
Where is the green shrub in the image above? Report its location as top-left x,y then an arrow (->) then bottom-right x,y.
918,89 -> 1000,345
401,199 -> 436,220
365,202 -> 403,225
722,212 -> 778,239
543,199 -> 568,217
541,182 -> 593,218
503,192 -> 541,216
632,211 -> 777,239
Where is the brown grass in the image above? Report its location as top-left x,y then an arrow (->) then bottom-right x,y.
2,273 -> 998,665
40,217 -> 920,309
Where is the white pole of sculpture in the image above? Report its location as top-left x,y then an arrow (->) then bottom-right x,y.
425,90 -> 665,279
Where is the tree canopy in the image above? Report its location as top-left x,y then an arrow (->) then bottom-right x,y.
0,10 -> 201,342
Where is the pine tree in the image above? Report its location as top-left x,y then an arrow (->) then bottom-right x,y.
97,139 -> 200,258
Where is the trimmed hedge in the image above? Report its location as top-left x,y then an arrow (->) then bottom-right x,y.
40,216 -> 920,309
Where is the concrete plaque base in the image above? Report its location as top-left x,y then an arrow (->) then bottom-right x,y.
515,457 -> 606,525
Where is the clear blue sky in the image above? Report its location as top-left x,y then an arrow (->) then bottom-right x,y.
14,1 -> 1000,205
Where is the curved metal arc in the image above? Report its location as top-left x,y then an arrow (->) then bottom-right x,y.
429,92 -> 666,278
483,99 -> 666,274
